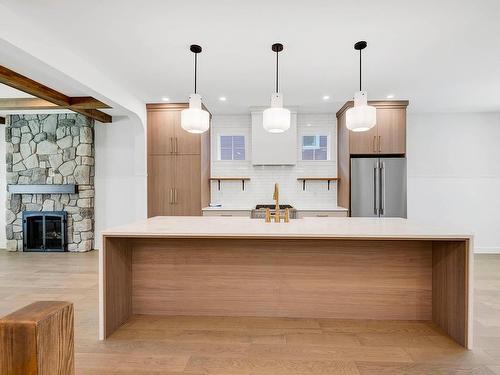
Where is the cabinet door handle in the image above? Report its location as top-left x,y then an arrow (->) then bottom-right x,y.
175,138 -> 179,154
378,136 -> 382,153
373,136 -> 376,152
174,188 -> 178,204
374,161 -> 379,215
380,162 -> 385,215
316,214 -> 329,217
169,188 -> 173,204
170,137 -> 174,154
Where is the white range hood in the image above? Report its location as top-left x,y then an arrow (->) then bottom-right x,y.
250,107 -> 297,165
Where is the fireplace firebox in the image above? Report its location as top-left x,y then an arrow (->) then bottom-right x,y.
22,211 -> 67,252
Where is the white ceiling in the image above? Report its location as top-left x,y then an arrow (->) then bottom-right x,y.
1,0 -> 499,115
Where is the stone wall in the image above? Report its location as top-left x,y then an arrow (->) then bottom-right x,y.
5,113 -> 95,252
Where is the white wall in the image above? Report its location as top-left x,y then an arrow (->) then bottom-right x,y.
94,116 -> 147,249
210,113 -> 339,209
407,112 -> 500,253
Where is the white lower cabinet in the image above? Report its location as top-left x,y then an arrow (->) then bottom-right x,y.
202,209 -> 251,217
296,210 -> 348,218
203,209 -> 348,218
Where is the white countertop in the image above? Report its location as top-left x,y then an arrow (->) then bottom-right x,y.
102,216 -> 472,241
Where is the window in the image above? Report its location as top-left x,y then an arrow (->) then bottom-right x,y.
302,135 -> 328,160
219,135 -> 245,161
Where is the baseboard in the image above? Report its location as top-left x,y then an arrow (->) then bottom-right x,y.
475,247 -> 500,254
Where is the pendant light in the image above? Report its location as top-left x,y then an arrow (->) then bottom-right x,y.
263,43 -> 291,133
181,44 -> 210,134
346,41 -> 376,132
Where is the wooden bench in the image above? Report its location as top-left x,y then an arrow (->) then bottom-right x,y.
0,301 -> 75,375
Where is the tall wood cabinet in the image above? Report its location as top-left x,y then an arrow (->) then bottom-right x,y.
147,103 -> 210,217
336,100 -> 408,211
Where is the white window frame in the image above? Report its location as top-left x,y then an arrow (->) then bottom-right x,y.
300,134 -> 330,161
218,134 -> 246,161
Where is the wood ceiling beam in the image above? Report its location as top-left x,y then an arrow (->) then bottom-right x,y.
75,108 -> 112,123
0,98 -> 60,110
0,97 -> 110,110
69,97 -> 110,109
0,66 -> 68,106
0,66 -> 112,123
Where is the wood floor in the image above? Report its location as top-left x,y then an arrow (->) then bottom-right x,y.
1,251 -> 499,375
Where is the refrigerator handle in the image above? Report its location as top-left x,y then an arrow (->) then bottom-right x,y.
373,162 -> 379,215
380,162 -> 385,216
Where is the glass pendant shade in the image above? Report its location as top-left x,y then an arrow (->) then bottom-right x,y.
263,93 -> 291,133
181,93 -> 210,134
346,91 -> 376,132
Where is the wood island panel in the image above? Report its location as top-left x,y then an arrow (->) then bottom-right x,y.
103,237 -> 132,338
131,238 -> 432,320
432,240 -> 469,347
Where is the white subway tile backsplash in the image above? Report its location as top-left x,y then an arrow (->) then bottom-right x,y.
210,113 -> 338,209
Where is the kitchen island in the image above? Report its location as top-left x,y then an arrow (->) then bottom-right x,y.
99,216 -> 473,348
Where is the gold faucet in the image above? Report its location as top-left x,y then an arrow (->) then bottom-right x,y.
273,183 -> 280,222
284,208 -> 290,223
265,183 -> 289,223
265,208 -> 271,223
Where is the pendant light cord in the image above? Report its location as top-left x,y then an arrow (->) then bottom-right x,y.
194,52 -> 198,94
275,50 -> 279,93
359,49 -> 362,92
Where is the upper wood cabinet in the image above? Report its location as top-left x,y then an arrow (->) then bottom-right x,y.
175,123 -> 202,155
147,104 -> 201,155
147,109 -> 176,154
376,107 -> 406,155
147,103 -> 210,217
342,101 -> 408,155
349,124 -> 378,155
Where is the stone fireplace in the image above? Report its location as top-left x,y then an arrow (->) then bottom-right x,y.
5,113 -> 95,252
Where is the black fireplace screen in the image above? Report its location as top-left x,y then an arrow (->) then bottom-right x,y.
23,211 -> 67,252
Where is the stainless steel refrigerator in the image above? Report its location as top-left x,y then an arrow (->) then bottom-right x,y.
351,157 -> 407,218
